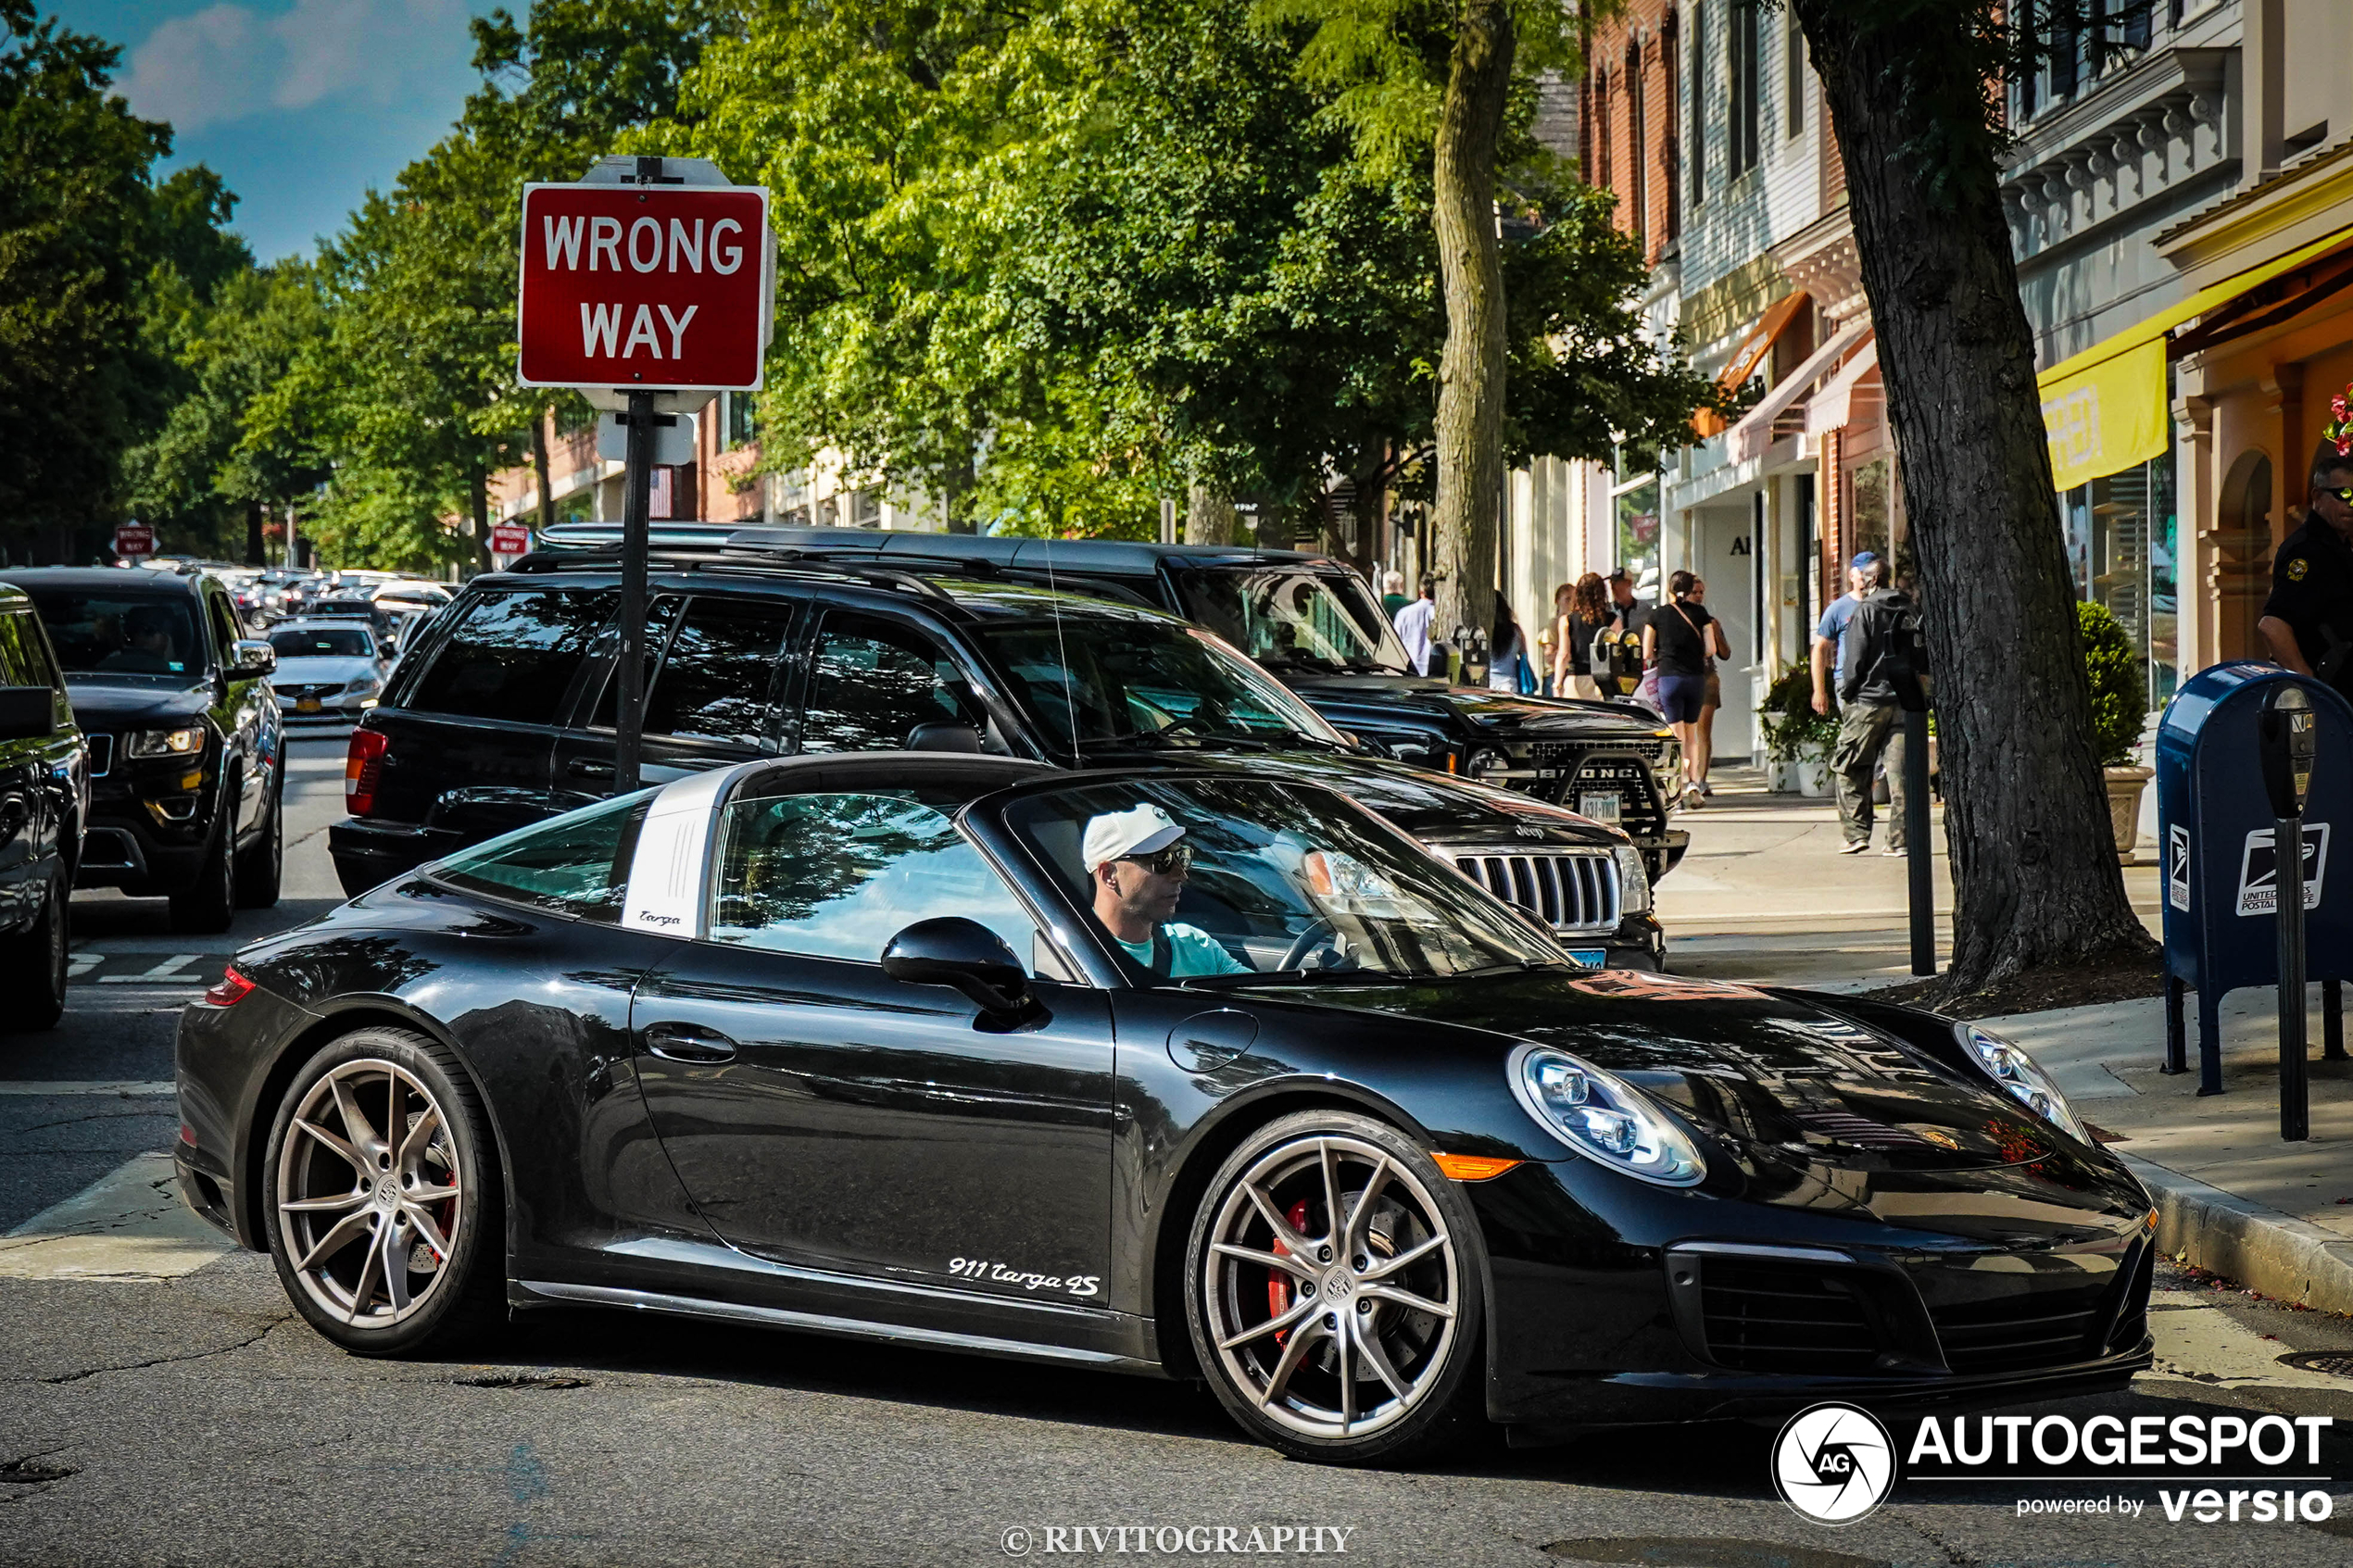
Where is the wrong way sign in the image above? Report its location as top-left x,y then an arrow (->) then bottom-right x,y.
517,166 -> 772,394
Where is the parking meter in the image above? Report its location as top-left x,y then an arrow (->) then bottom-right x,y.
1459,625 -> 1490,688
1884,605 -> 1935,976
2263,685 -> 2321,1139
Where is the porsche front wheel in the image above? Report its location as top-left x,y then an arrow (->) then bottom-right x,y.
1185,1110 -> 1486,1463
263,1028 -> 504,1355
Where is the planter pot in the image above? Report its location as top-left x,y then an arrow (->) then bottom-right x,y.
2104,764 -> 2154,860
1796,740 -> 1831,798
1766,760 -> 1801,793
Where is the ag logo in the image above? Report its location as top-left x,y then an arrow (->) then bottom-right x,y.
2287,557 -> 2309,582
1772,1401 -> 1894,1525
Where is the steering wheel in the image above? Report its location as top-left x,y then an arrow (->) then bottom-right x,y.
1276,917 -> 1341,972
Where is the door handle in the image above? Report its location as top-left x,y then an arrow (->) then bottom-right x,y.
643,1022 -> 736,1063
567,758 -> 616,780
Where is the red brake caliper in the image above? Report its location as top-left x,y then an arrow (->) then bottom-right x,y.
1268,1199 -> 1313,1344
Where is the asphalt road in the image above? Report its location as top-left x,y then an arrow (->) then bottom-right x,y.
3,742 -> 2351,1567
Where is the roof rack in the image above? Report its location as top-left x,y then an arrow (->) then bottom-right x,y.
505,542 -> 956,602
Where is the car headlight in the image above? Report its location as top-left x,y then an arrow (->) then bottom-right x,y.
122,727 -> 204,758
343,677 -> 381,696
1957,1023 -> 2088,1143
1508,1043 -> 1705,1185
1465,746 -> 1509,781
1611,844 -> 1651,912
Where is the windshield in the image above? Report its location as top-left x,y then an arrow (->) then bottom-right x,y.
271,627 -> 373,659
976,619 -> 1348,756
1175,567 -> 1413,676
26,592 -> 201,677
1005,777 -> 1560,983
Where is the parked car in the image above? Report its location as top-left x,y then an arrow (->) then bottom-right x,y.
0,582 -> 86,1026
182,754 -> 2155,1465
325,548 -> 1665,964
542,523 -> 1689,877
1,567 -> 283,933
267,621 -> 384,724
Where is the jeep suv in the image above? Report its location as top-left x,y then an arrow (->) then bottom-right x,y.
328,547 -> 1666,967
2,568 -> 283,933
541,523 -> 1688,878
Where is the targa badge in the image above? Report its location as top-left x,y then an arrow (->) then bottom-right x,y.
1773,1402 -> 1895,1525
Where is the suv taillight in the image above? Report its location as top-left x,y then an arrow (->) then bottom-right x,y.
346,728 -> 389,815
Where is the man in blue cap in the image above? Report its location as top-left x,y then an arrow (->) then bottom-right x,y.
1809,552 -> 1883,720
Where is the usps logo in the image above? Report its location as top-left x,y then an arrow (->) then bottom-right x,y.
2169,823 -> 2190,911
1772,1402 -> 1894,1525
2235,822 -> 2331,917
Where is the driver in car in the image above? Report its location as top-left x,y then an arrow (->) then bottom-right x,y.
1084,804 -> 1250,978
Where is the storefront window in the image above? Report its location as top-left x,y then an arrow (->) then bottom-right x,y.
1850,456 -> 1909,585
2057,451 -> 2177,713
1614,477 -> 1660,599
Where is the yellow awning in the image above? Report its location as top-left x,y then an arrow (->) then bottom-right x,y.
2037,223 -> 2353,490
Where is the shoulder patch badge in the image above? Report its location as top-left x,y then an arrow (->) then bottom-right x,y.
2288,557 -> 2310,582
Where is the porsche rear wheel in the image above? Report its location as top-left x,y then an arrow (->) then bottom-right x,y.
1185,1111 -> 1486,1464
263,1028 -> 504,1355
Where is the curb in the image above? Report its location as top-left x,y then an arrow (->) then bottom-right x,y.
2118,1149 -> 2353,1314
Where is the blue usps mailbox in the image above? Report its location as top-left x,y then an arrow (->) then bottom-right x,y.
2157,663 -> 2353,1093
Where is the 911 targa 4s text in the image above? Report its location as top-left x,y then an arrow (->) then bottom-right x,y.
177,755 -> 2157,1464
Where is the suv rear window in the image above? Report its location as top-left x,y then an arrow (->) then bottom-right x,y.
408,590 -> 608,725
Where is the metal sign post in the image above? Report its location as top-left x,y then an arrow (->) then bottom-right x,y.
1888,608 -> 1934,975
515,152 -> 773,797
2260,684 -> 2318,1140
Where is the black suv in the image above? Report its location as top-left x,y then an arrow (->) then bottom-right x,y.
0,582 -> 87,1026
3,568 -> 283,933
328,547 -> 1666,967
543,523 -> 1688,877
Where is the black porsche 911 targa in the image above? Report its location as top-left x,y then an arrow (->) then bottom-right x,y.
176,753 -> 2157,1464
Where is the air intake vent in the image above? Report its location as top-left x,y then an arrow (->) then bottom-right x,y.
1929,1283 -> 2109,1374
1696,1259 -> 1884,1374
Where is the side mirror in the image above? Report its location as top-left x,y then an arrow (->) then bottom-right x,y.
0,686 -> 54,740
881,917 -> 1039,1022
906,721 -> 982,754
229,639 -> 277,678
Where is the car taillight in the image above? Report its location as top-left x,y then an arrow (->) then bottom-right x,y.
346,727 -> 389,815
203,968 -> 254,1007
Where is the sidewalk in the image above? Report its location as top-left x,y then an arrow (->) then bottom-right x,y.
1657,767 -> 2353,1312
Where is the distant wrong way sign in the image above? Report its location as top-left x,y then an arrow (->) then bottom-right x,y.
516,158 -> 773,395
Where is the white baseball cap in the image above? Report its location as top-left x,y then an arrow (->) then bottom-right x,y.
1082,804 -> 1187,872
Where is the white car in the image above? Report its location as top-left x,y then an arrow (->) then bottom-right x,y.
268,621 -> 384,721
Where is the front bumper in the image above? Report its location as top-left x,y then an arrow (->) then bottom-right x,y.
77,763 -> 221,895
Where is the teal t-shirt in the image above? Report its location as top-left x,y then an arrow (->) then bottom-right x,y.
1116,923 -> 1251,977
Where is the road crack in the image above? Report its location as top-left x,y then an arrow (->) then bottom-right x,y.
24,1314 -> 294,1386
1896,1513 -> 1978,1568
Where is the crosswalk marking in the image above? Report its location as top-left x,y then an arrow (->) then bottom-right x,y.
0,1081 -> 174,1096
98,954 -> 202,985
0,1151 -> 236,1279
68,952 -> 101,977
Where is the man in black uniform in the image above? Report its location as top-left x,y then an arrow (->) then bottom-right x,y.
2259,445 -> 2353,696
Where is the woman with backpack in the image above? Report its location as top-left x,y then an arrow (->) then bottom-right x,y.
1642,571 -> 1730,806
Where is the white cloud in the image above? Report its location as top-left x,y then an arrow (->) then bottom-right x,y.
120,0 -> 473,134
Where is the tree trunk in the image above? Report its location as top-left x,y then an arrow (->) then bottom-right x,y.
531,412 -> 557,535
1428,0 -> 1515,653
1187,482 -> 1237,546
245,501 -> 265,567
1350,437 -> 1390,583
1793,4 -> 2154,990
470,467 -> 496,574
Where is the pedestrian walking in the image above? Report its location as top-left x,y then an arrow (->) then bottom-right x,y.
1828,569 -> 1917,855
1642,571 -> 1729,805
1392,577 -> 1437,676
1380,570 -> 1410,619
1809,552 -> 1881,717
1489,596 -> 1536,693
1554,574 -> 1610,699
2257,433 -> 2353,697
1688,576 -> 1725,797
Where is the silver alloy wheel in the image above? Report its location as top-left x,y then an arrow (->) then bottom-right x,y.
1202,1135 -> 1460,1441
275,1058 -> 462,1327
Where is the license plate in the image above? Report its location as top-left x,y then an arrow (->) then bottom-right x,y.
295,698 -> 321,713
1566,948 -> 1607,970
1578,791 -> 1621,823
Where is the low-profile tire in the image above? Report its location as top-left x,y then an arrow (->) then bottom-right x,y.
168,797 -> 236,935
1,871 -> 69,1030
262,1027 -> 506,1356
234,769 -> 283,909
1184,1110 -> 1488,1465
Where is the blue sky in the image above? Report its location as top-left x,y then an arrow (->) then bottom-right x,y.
52,1 -> 499,264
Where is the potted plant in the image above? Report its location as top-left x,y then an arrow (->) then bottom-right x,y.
1759,667 -> 1839,796
2080,601 -> 2151,859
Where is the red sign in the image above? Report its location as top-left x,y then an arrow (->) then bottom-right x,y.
114,523 -> 154,558
517,182 -> 770,393
490,523 -> 533,556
